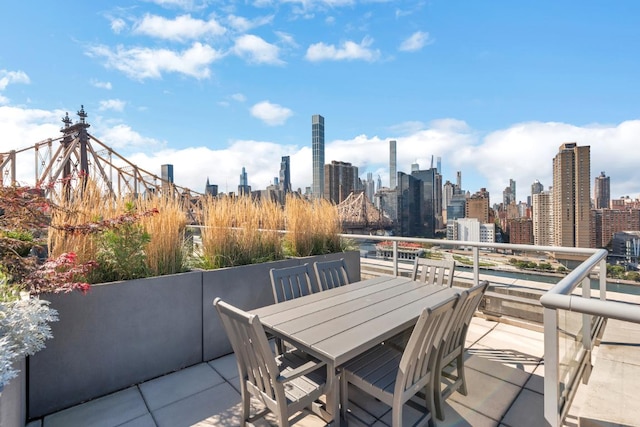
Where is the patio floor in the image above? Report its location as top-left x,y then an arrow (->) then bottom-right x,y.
26,315 -> 549,427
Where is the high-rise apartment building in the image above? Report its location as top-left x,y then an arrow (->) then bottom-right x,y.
533,191 -> 553,246
552,142 -> 591,248
591,208 -> 640,248
324,160 -> 358,204
530,180 -> 544,207
466,188 -> 491,224
389,140 -> 397,190
312,115 -> 325,199
508,218 -> 534,244
594,171 -> 610,209
161,164 -> 174,193
279,156 -> 291,194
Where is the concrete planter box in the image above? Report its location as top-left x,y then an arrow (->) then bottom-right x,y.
0,358 -> 26,427
26,251 -> 360,420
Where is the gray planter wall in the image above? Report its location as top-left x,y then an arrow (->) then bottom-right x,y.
0,358 -> 26,427
28,271 -> 203,419
27,251 -> 360,420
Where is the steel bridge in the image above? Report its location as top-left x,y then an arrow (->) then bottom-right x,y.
0,106 -> 202,222
336,191 -> 393,233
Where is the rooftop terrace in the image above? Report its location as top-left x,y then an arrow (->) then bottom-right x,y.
4,236 -> 640,427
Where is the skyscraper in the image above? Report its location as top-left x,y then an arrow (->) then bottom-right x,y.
238,166 -> 251,196
552,142 -> 591,247
389,140 -> 397,190
595,171 -> 610,209
312,115 -> 325,199
279,156 -> 291,193
161,164 -> 174,193
530,179 -> 544,207
411,166 -> 442,236
324,160 -> 358,204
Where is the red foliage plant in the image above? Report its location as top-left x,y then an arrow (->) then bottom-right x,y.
24,252 -> 97,295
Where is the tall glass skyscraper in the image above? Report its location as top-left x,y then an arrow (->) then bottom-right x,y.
389,140 -> 397,190
312,115 -> 325,199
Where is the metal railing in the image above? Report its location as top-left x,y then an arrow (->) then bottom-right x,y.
339,233 -> 640,426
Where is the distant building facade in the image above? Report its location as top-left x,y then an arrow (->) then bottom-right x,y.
447,218 -> 495,243
532,191 -> 553,246
466,188 -> 491,224
591,208 -> 640,248
389,140 -> 397,190
238,166 -> 251,196
279,156 -> 291,194
508,218 -> 534,244
594,171 -> 610,209
312,114 -> 325,199
530,179 -> 544,207
324,160 -> 358,204
552,142 -> 591,248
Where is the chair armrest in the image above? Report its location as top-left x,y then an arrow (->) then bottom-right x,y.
277,358 -> 327,383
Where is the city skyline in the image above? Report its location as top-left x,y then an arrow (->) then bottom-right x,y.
2,1 -> 640,201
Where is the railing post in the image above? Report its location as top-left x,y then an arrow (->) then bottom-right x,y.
472,246 -> 479,284
544,306 -> 559,427
392,241 -> 398,277
582,277 -> 592,351
599,258 -> 607,301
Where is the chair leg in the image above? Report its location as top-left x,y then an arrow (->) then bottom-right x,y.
392,405 -> 403,427
433,367 -> 445,421
240,385 -> 250,426
457,353 -> 468,396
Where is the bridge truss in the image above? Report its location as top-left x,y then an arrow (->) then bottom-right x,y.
337,191 -> 393,233
0,106 -> 202,222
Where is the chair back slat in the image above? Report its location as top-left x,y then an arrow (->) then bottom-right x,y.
314,258 -> 349,291
443,281 -> 489,356
214,298 -> 281,402
270,263 -> 314,303
397,294 -> 459,395
412,258 -> 455,287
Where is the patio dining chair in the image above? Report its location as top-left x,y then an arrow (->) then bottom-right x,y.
340,294 -> 460,427
434,280 -> 490,420
214,298 -> 330,427
269,263 -> 314,353
412,258 -> 456,287
313,258 -> 349,291
270,263 -> 314,303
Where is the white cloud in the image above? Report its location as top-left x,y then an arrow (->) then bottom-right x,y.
98,99 -> 126,112
90,79 -> 112,90
144,0 -> 205,10
226,14 -> 273,32
275,31 -> 298,48
86,42 -> 223,80
96,124 -> 164,150
305,36 -> 380,62
4,104 -> 640,206
233,35 -> 284,65
231,93 -> 246,102
110,18 -> 127,34
399,31 -> 431,52
0,70 -> 30,91
133,14 -> 226,41
250,101 -> 293,126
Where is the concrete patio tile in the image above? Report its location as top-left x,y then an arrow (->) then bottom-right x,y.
42,387 -> 148,427
464,343 -> 535,387
25,421 -> 41,427
139,363 -> 224,410
466,317 -> 497,346
449,366 -> 521,422
208,353 -> 239,380
499,388 -> 544,427
152,381 -> 241,427
118,413 -> 157,427
439,399 -> 499,427
376,401 -> 429,427
493,322 -> 545,344
473,328 -> 543,366
524,363 -> 544,394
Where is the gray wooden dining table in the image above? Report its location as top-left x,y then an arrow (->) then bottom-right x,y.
250,275 -> 461,426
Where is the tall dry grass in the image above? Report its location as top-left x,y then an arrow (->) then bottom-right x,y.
49,179 -> 188,279
137,194 -> 188,276
201,196 -> 285,268
283,195 -> 342,257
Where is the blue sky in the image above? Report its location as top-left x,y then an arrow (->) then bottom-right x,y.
1,0 -> 640,204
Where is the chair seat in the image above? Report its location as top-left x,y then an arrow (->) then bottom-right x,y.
342,345 -> 404,403
276,351 -> 327,406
